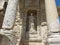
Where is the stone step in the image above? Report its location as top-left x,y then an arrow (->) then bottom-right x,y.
48,33 -> 60,42
25,33 -> 41,41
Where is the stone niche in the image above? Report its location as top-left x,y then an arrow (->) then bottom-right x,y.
25,10 -> 41,41
19,0 -> 46,45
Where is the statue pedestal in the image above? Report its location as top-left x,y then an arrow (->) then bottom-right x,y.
26,31 -> 41,41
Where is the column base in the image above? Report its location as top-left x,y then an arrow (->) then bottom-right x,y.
0,29 -> 17,45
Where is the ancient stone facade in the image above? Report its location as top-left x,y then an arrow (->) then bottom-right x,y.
0,0 -> 60,45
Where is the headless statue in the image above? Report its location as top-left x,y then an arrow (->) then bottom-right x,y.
29,13 -> 37,33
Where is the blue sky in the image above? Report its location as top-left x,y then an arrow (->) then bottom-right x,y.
55,0 -> 60,22
55,0 -> 60,6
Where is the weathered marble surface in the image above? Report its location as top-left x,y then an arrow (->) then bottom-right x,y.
45,0 -> 59,32
49,44 -> 60,45
48,33 -> 60,45
13,5 -> 22,45
41,22 -> 48,42
0,1 -> 4,10
0,34 -> 10,45
2,0 -> 19,29
0,29 -> 17,45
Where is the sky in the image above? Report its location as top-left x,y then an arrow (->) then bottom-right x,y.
55,0 -> 60,22
55,0 -> 60,6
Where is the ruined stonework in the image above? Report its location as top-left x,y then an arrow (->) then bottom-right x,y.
0,0 -> 60,45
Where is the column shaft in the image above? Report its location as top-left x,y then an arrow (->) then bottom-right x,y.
2,0 -> 19,29
45,0 -> 59,32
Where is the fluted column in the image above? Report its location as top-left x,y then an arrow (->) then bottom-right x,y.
2,0 -> 19,29
45,0 -> 59,32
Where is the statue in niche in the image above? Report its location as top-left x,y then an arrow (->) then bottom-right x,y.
26,10 -> 37,34
29,13 -> 37,33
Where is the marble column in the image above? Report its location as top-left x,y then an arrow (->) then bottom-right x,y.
2,0 -> 19,29
45,0 -> 59,32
